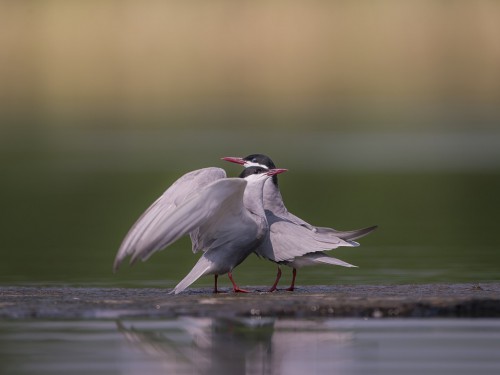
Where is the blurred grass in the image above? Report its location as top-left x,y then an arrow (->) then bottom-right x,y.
1,1 -> 499,131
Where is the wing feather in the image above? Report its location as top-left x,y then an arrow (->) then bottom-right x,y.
287,252 -> 357,268
113,167 -> 227,270
314,225 -> 378,240
130,178 -> 246,264
256,212 -> 356,263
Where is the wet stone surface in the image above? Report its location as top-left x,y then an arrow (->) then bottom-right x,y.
1,283 -> 499,319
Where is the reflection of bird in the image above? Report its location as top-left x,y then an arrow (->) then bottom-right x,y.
113,166 -> 286,294
116,317 -> 276,375
223,155 -> 377,291
116,318 -> 355,375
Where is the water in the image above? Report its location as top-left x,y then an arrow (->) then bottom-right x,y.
1,318 -> 499,375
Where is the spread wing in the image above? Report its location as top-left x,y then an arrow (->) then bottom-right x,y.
256,212 -> 357,263
113,167 -> 228,271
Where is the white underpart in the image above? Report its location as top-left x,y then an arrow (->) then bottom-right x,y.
243,162 -> 269,169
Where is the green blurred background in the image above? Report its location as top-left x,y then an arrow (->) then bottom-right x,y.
1,1 -> 499,289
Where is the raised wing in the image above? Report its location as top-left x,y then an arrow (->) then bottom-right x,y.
113,167 -> 227,271
256,212 -> 356,263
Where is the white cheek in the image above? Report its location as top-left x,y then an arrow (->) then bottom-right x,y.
244,162 -> 269,169
244,174 -> 267,183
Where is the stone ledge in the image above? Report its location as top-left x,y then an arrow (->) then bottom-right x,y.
1,283 -> 499,319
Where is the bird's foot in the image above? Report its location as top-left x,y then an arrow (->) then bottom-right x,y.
233,287 -> 250,293
285,286 -> 295,292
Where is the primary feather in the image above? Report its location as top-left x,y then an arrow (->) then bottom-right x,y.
113,167 -> 226,271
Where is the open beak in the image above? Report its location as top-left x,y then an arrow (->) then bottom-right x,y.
221,156 -> 246,165
267,168 -> 287,176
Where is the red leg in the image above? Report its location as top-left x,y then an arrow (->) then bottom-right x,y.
228,272 -> 250,293
286,268 -> 297,291
268,266 -> 282,292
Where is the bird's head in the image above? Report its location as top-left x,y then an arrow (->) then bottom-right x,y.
239,166 -> 287,184
223,154 -> 281,185
222,154 -> 276,169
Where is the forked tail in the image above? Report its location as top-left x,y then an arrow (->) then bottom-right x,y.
316,225 -> 378,241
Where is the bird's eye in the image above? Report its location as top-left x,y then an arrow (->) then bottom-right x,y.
252,158 -> 257,162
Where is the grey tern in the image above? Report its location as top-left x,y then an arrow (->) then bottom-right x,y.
224,154 -> 377,291
114,165 -> 287,294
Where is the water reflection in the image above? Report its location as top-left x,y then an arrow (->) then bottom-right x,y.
1,319 -> 500,374
117,317 -> 353,375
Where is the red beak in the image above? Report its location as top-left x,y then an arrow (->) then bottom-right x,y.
267,168 -> 287,176
221,156 -> 246,165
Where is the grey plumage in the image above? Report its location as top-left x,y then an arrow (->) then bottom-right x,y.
258,211 -> 359,265
114,167 -> 227,271
223,155 -> 377,291
114,166 -> 286,294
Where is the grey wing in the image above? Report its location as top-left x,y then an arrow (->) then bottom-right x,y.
256,212 -> 356,263
128,178 -> 247,264
281,213 -> 378,240
114,167 -> 227,270
314,225 -> 378,240
286,252 -> 357,268
281,211 -> 316,231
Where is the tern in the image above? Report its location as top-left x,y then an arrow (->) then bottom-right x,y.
113,166 -> 287,294
223,154 -> 377,291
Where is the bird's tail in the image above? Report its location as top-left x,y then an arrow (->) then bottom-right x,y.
316,225 -> 378,241
313,255 -> 357,268
169,256 -> 213,295
292,252 -> 357,268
